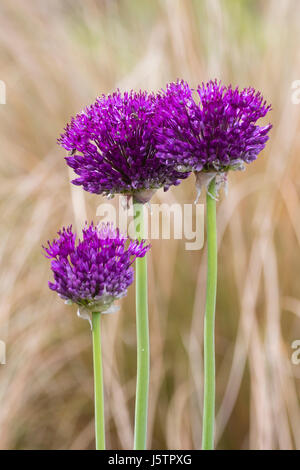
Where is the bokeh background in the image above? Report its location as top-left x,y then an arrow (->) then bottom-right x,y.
0,0 -> 300,450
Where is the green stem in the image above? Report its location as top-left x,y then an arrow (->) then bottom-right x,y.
202,178 -> 217,450
92,312 -> 105,450
133,201 -> 150,450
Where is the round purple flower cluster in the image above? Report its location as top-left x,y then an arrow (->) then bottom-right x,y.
58,90 -> 189,202
43,223 -> 149,310
156,79 -> 272,174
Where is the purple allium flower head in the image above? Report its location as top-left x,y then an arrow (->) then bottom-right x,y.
43,222 -> 150,312
156,80 -> 272,174
58,90 -> 189,203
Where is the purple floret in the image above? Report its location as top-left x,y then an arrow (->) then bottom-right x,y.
43,222 -> 150,308
58,90 -> 189,201
156,79 -> 272,173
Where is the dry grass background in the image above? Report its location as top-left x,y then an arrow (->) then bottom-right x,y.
0,0 -> 300,450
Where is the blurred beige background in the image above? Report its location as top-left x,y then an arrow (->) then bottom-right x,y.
0,0 -> 300,450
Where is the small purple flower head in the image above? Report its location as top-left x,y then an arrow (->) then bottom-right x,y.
156,79 -> 272,174
58,90 -> 188,203
43,222 -> 150,312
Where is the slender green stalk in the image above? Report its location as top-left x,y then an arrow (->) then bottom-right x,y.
202,178 -> 217,450
133,201 -> 150,450
92,312 -> 105,450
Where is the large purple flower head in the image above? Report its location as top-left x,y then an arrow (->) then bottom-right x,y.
156,80 -> 272,193
43,222 -> 150,314
58,90 -> 188,203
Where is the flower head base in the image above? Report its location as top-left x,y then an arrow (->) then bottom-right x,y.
58,90 -> 188,203
156,80 -> 272,175
43,223 -> 150,312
